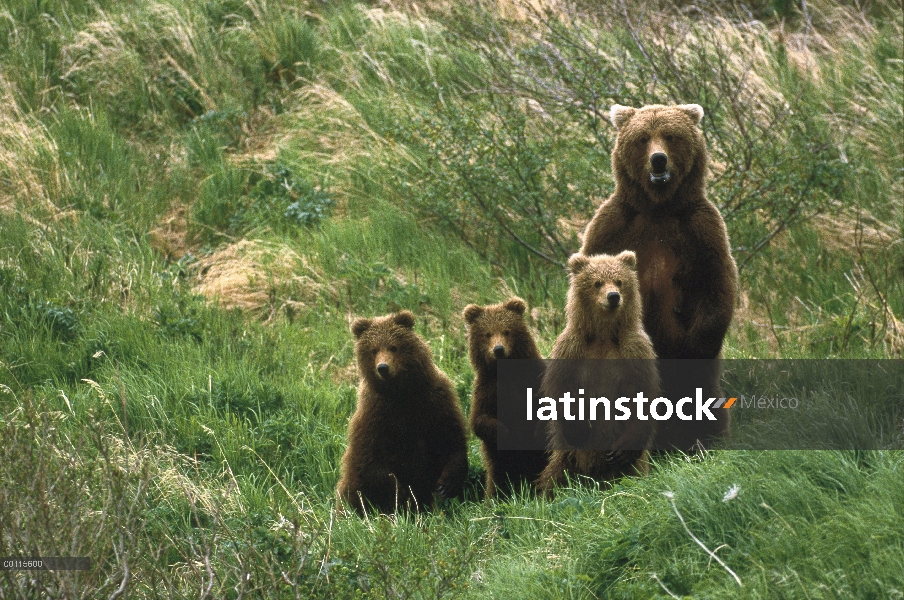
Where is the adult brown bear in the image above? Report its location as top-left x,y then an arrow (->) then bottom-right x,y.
581,104 -> 737,452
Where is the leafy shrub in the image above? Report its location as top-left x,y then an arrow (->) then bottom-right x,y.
393,94 -> 601,267
396,2 -> 855,272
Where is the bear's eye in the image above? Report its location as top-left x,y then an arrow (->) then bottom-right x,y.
389,345 -> 398,353
485,332 -> 492,339
615,279 -> 622,287
503,330 -> 510,336
371,349 -> 378,355
594,281 -> 603,289
665,134 -> 675,143
638,135 -> 649,144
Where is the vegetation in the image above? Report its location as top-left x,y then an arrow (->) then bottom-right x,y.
0,0 -> 901,597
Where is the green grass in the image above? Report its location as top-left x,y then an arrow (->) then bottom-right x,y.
0,0 -> 901,597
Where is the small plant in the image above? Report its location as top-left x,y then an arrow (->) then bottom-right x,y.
249,162 -> 333,228
190,160 -> 332,241
34,301 -> 81,341
195,108 -> 249,150
283,194 -> 332,226
152,302 -> 203,343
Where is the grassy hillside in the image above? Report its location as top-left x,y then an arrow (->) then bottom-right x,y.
0,0 -> 902,597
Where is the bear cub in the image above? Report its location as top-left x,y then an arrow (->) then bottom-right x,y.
464,298 -> 548,498
337,311 -> 468,515
538,252 -> 660,495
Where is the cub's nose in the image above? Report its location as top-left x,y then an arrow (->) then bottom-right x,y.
376,363 -> 390,377
650,152 -> 668,173
607,291 -> 621,307
493,345 -> 506,358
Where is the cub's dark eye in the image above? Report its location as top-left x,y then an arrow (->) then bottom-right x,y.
665,134 -> 675,143
615,279 -> 623,287
638,136 -> 649,144
594,281 -> 603,289
503,330 -> 510,336
389,345 -> 398,352
485,332 -> 492,338
372,349 -> 378,355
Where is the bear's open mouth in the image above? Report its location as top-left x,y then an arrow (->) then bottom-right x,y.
649,171 -> 671,185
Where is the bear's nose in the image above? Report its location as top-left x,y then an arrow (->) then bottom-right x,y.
376,363 -> 390,377
493,345 -> 506,358
650,152 -> 668,173
607,291 -> 621,307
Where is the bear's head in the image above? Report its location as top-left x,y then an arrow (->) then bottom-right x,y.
351,311 -> 433,387
567,251 -> 641,324
609,103 -> 707,206
463,297 -> 538,368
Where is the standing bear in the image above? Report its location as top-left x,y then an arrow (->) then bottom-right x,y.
538,252 -> 660,495
463,298 -> 548,498
581,104 -> 737,452
337,311 -> 468,515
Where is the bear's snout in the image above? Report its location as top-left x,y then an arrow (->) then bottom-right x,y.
650,152 -> 668,174
493,344 -> 506,358
607,291 -> 621,308
376,362 -> 390,377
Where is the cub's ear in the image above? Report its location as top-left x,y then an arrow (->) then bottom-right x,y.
610,104 -> 636,129
617,250 -> 637,270
463,304 -> 483,324
504,297 -> 527,315
351,318 -> 372,338
678,103 -> 704,125
393,310 -> 415,329
568,253 -> 590,274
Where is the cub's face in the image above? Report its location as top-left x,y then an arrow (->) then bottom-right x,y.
609,104 -> 706,200
351,311 -> 429,384
463,298 -> 528,367
568,252 -> 639,316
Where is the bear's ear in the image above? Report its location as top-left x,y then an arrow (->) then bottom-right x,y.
568,253 -> 590,274
463,304 -> 483,324
351,318 -> 372,338
504,297 -> 527,315
617,250 -> 637,270
610,104 -> 636,129
677,104 -> 704,125
393,310 -> 415,329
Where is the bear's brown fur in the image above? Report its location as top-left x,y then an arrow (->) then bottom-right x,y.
537,252 -> 660,495
581,104 -> 737,452
463,298 -> 548,498
336,311 -> 469,515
